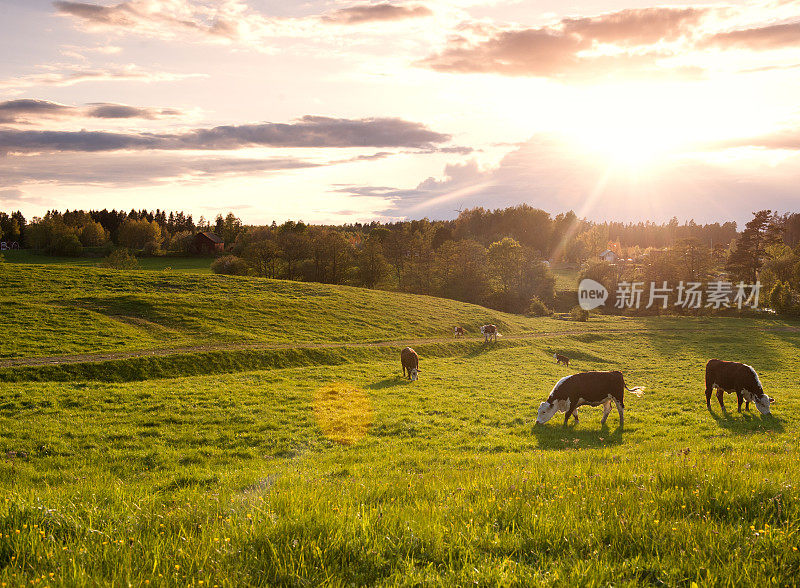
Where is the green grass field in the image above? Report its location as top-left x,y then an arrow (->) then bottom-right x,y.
0,263 -> 799,586
2,250 -> 212,273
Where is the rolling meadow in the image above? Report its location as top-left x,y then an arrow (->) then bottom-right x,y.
0,263 -> 799,586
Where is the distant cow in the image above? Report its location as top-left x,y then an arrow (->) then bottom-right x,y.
401,347 -> 420,381
454,326 -> 465,338
705,359 -> 774,415
480,324 -> 501,342
554,353 -> 570,367
536,371 -> 643,427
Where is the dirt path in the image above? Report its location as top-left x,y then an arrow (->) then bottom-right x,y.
0,327 -> 690,368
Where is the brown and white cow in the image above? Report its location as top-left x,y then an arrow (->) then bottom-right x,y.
454,326 -> 465,338
705,359 -> 774,415
535,371 -> 643,427
480,324 -> 500,342
554,353 -> 570,367
401,347 -> 420,381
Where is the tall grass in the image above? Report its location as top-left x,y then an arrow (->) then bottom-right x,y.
0,326 -> 798,585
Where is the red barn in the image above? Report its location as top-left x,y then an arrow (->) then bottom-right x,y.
191,231 -> 224,255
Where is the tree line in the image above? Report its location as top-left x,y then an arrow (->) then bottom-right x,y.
0,209 -> 245,257
5,204 -> 800,315
580,210 -> 800,316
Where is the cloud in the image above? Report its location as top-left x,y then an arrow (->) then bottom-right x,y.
0,100 -> 71,123
52,0 -> 290,46
322,3 -> 433,25
0,188 -> 50,207
422,28 -> 587,77
54,0 -> 244,40
420,7 -> 710,80
0,99 -> 184,124
85,103 -> 183,119
702,21 -> 800,50
338,134 -> 800,224
561,7 -> 707,45
0,65 -> 205,93
0,153 -> 324,188
0,115 -> 450,153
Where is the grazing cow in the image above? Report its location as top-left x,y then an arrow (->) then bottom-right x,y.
480,324 -> 501,342
535,371 -> 644,427
401,347 -> 420,381
705,359 -> 774,415
554,353 -> 570,367
454,326 -> 465,338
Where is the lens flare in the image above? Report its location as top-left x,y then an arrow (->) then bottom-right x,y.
314,382 -> 373,445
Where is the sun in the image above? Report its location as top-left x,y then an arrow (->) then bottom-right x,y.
552,83 -> 719,172
572,123 -> 677,170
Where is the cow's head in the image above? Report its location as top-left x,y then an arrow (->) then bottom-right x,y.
410,368 -> 419,381
536,400 -> 559,425
754,393 -> 774,415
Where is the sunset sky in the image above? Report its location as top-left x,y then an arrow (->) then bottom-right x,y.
2,0 -> 800,225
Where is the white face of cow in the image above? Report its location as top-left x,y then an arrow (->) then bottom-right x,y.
536,401 -> 558,424
410,368 -> 418,381
754,394 -> 772,415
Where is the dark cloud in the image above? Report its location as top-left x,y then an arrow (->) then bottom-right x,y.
437,146 -> 474,154
0,100 -> 71,123
0,153 -> 324,187
323,3 -> 432,25
0,116 -> 450,153
421,7 -> 708,79
85,103 -> 182,119
0,99 -> 184,124
702,22 -> 800,50
353,151 -> 394,161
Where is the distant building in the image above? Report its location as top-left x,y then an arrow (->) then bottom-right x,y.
191,231 -> 224,255
599,249 -> 619,263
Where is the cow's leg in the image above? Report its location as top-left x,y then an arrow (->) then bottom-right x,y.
615,398 -> 624,427
737,392 -> 744,413
716,387 -> 726,412
564,402 -> 577,426
705,381 -> 714,408
572,408 -> 579,423
601,400 -> 613,425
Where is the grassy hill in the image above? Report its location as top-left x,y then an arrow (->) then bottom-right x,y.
0,263 -> 618,360
0,264 -> 798,585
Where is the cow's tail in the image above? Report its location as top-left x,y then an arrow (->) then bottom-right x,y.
625,385 -> 645,397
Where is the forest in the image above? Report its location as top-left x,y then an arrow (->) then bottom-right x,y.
3,205 -> 800,316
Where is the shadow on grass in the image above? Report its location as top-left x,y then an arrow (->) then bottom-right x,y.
544,347 -> 611,365
532,420 -> 626,450
465,343 -> 497,358
367,377 -> 411,390
707,406 -> 785,433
